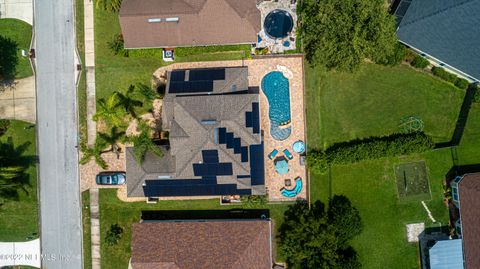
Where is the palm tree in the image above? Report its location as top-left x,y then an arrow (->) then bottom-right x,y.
129,121 -> 163,164
114,85 -> 143,118
98,126 -> 125,158
0,137 -> 37,203
93,93 -> 126,127
79,138 -> 108,169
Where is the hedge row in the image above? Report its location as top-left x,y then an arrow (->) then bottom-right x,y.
410,55 -> 429,69
432,66 -> 470,90
307,133 -> 435,173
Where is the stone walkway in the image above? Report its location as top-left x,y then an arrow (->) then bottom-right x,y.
89,188 -> 101,269
0,76 -> 36,123
84,0 -> 96,146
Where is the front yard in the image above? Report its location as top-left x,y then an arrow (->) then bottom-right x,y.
0,120 -> 38,241
306,62 -> 480,269
0,18 -> 33,79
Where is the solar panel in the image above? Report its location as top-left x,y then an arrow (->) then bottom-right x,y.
241,147 -> 248,162
249,143 -> 265,185
252,102 -> 260,134
237,175 -> 250,179
189,68 -> 225,81
245,112 -> 253,128
169,81 -> 214,93
226,133 -> 234,148
233,138 -> 241,154
143,180 -> 251,196
170,70 -> 186,81
202,150 -> 219,163
193,163 -> 233,176
218,128 -> 227,144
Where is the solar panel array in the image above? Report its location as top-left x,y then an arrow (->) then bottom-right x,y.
168,68 -> 226,94
169,81 -> 214,93
189,68 -> 225,81
170,70 -> 185,81
245,102 -> 260,134
249,143 -> 265,186
143,180 -> 252,196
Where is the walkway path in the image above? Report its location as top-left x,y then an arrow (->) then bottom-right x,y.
0,76 -> 36,123
90,188 -> 101,269
0,0 -> 33,25
84,0 -> 96,146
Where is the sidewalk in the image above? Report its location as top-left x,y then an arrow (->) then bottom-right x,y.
84,0 -> 96,146
89,188 -> 101,269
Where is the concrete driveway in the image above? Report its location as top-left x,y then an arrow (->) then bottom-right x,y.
0,76 -> 36,123
0,0 -> 33,25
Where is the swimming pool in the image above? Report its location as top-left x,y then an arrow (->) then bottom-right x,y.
264,9 -> 294,39
261,71 -> 292,141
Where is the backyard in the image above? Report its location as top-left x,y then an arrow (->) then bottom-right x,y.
0,18 -> 33,79
0,120 -> 38,241
306,62 -> 480,269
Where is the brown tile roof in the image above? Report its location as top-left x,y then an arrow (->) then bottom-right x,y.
119,0 -> 261,48
459,173 -> 480,269
131,220 -> 272,269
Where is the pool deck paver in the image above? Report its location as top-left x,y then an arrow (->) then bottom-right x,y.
153,56 -> 307,201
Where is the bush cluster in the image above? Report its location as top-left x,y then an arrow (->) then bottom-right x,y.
307,133 -> 435,173
108,34 -> 129,57
377,42 -> 406,66
473,86 -> 480,103
431,66 -> 470,90
410,55 -> 430,69
0,119 -> 10,136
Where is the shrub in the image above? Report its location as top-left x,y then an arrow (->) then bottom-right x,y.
377,42 -> 406,66
432,66 -> 470,90
241,195 -> 267,208
410,55 -> 430,69
108,34 -> 128,57
0,119 -> 11,136
307,133 -> 435,173
473,86 -> 480,103
105,224 -> 123,246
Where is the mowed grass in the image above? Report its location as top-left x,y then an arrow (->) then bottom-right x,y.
0,120 -> 38,241
305,63 -> 465,148
305,63 -> 475,269
395,161 -> 431,202
82,191 -> 92,269
0,19 -> 33,78
99,189 -> 289,269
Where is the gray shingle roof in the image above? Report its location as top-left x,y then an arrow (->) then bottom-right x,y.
397,0 -> 480,80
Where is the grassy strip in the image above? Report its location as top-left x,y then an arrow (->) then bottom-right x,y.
0,120 -> 38,241
75,0 -> 88,141
82,191 -> 92,269
99,189 -> 289,269
0,18 -> 33,78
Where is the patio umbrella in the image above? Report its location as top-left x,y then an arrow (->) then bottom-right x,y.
275,158 -> 289,175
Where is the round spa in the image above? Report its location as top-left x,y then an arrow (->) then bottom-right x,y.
263,9 -> 294,39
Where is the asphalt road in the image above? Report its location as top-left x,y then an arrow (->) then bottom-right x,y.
34,0 -> 83,267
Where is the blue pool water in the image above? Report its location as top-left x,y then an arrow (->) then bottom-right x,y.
261,71 -> 292,140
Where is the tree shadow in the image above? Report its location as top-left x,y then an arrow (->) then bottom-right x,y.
0,36 -> 19,80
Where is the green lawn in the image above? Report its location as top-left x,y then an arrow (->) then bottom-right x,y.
306,63 -> 480,269
0,120 -> 38,241
76,0 -> 88,140
306,63 -> 465,148
99,189 -> 289,269
82,191 -> 92,269
0,19 -> 33,79
94,9 -> 250,104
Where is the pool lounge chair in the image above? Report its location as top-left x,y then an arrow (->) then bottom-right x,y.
283,149 -> 293,160
268,149 -> 278,160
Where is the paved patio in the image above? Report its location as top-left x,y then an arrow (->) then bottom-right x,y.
153,55 -> 307,201
0,76 -> 36,123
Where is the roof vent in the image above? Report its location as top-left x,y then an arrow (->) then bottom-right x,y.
201,120 -> 217,125
165,17 -> 179,22
148,18 -> 162,23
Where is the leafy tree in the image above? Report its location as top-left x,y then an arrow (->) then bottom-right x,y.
105,223 -> 123,246
279,197 -> 362,269
79,138 -> 108,169
0,119 -> 11,137
129,121 -> 163,164
299,0 -> 397,71
98,126 -> 125,158
95,0 -> 122,12
0,36 -> 18,79
0,137 -> 37,204
137,83 -> 158,102
114,85 -> 143,118
93,92 -> 126,127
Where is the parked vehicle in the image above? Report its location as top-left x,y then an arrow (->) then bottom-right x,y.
96,172 -> 126,185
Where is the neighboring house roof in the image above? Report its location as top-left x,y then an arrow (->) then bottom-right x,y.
119,0 -> 261,48
458,173 -> 480,269
130,220 -> 272,269
396,0 -> 480,81
429,239 -> 464,269
126,67 -> 265,197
